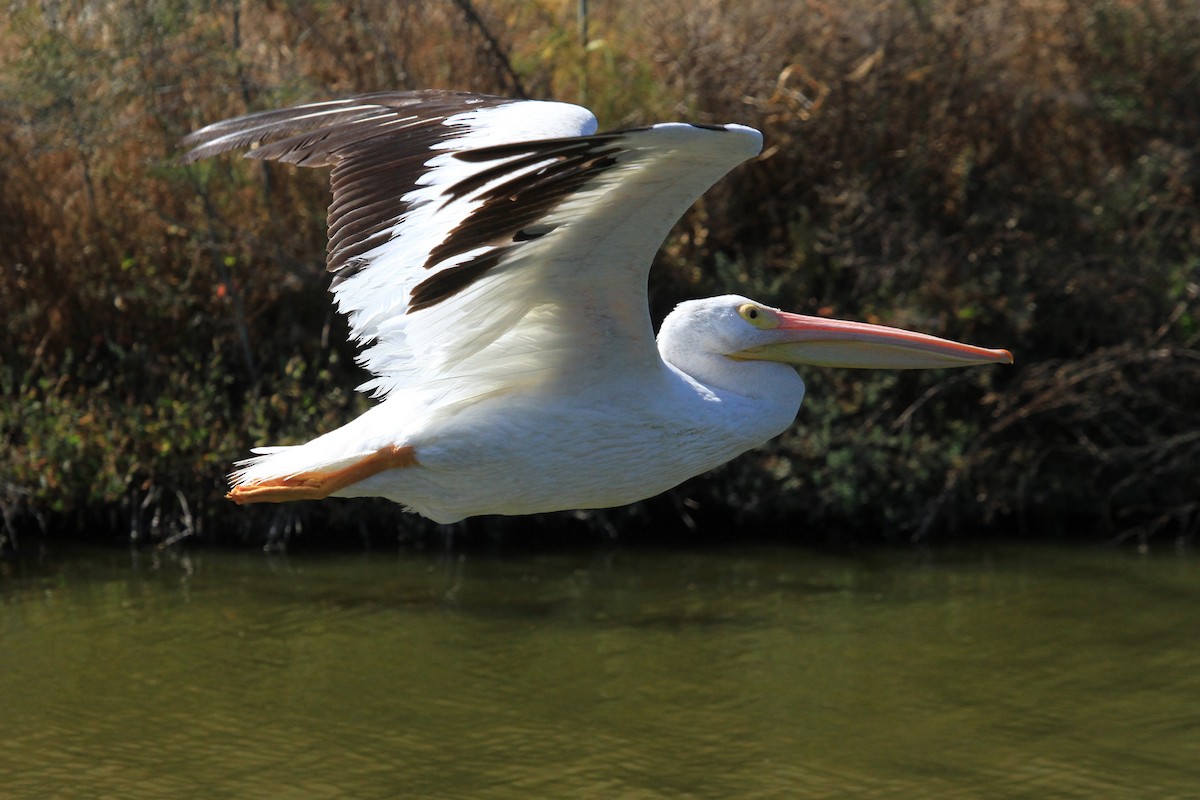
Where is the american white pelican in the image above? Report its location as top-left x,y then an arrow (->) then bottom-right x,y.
182,90 -> 1012,524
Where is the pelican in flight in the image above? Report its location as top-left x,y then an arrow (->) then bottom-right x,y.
182,91 -> 1011,524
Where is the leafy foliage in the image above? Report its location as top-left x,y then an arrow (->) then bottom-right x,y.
1,0 -> 1197,548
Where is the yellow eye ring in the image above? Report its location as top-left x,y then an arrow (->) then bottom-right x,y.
738,303 -> 781,330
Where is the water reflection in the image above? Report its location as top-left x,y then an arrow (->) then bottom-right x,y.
1,544 -> 1197,798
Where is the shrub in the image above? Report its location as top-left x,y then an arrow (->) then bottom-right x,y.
2,0 -> 1196,548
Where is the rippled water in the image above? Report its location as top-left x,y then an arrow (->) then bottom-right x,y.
1,542 -> 1197,798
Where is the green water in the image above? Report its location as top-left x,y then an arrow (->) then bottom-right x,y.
1,543 -> 1197,798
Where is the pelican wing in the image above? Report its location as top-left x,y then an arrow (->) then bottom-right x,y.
182,91 -> 762,403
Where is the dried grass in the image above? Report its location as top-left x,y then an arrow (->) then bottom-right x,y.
1,0 -> 1197,547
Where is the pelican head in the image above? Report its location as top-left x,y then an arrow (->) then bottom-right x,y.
658,295 -> 1012,394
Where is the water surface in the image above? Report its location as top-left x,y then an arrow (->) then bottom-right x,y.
1,542 -> 1197,798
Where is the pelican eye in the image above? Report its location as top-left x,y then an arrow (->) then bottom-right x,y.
737,303 -> 781,330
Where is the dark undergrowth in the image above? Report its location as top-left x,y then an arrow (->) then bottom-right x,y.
2,0 -> 1197,551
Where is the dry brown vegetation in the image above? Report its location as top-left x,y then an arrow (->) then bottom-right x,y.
2,0 -> 1198,549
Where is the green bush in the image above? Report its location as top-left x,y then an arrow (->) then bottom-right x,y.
1,0 -> 1197,548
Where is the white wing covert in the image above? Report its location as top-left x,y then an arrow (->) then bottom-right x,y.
181,91 -> 762,406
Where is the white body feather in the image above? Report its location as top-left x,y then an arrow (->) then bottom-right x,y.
249,325 -> 804,523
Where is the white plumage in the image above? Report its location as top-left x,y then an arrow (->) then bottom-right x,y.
182,91 -> 1011,524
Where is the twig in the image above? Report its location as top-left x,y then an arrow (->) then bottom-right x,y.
448,0 -> 527,98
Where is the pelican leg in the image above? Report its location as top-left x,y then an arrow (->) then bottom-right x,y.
227,445 -> 418,505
